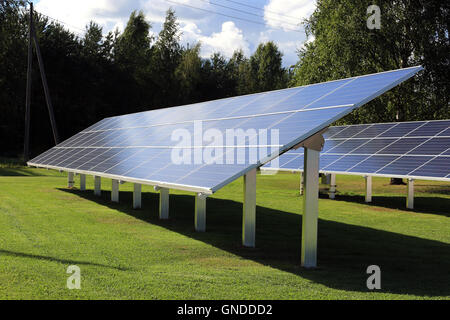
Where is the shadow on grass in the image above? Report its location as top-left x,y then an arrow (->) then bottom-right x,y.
0,168 -> 46,177
60,188 -> 450,297
0,249 -> 129,271
323,193 -> 450,217
417,185 -> 450,196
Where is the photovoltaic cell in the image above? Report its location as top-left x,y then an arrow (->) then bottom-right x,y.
328,139 -> 371,153
352,123 -> 395,138
378,122 -> 422,138
28,67 -> 423,193
323,126 -> 347,138
409,138 -> 450,155
323,155 -> 370,171
331,124 -> 371,139
409,157 -> 450,178
378,138 -> 428,155
351,138 -> 396,154
377,156 -> 433,176
348,155 -> 399,173
406,121 -> 450,137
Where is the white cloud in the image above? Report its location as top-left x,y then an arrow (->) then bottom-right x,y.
264,0 -> 316,32
35,0 -> 132,34
142,0 -> 208,25
35,0 -> 207,35
182,21 -> 250,59
258,29 -> 305,67
35,0 -> 248,59
33,0 -> 302,65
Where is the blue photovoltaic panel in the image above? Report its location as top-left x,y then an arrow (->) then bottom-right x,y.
267,119 -> 450,181
409,157 -> 450,178
28,67 -> 423,193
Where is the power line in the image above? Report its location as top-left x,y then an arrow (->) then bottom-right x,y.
164,0 -> 302,33
195,0 -> 301,29
34,11 -> 87,38
33,8 -> 110,40
30,0 -> 304,43
219,0 -> 303,21
19,5 -> 86,38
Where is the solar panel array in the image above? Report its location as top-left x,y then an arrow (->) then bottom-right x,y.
264,120 -> 450,181
28,67 -> 423,193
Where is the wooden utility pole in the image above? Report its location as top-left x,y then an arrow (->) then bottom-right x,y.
23,2 -> 59,162
31,12 -> 59,146
23,2 -> 33,162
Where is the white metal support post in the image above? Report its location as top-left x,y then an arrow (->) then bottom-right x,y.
299,172 -> 304,195
68,172 -> 74,188
329,174 -> 336,199
155,187 -> 169,219
321,174 -> 331,185
407,178 -> 414,209
291,131 -> 325,268
94,176 -> 101,196
111,179 -> 119,203
242,168 -> 257,247
301,148 -> 320,268
293,130 -> 325,268
365,175 -> 372,203
80,174 -> 86,191
195,193 -> 207,232
133,183 -> 142,209
325,174 -> 331,185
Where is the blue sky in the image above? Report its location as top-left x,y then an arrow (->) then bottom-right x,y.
32,0 -> 317,67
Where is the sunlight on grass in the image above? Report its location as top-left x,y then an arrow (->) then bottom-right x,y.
0,167 -> 449,299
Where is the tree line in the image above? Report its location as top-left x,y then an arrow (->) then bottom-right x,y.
293,0 -> 449,125
0,1 -> 288,157
0,0 -> 448,159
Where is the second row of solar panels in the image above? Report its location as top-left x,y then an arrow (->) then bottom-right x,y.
325,120 -> 450,139
276,153 -> 449,178
266,120 -> 450,179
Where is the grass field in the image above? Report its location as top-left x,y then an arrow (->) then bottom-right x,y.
0,164 -> 449,300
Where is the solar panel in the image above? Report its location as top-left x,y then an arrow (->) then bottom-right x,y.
265,119 -> 450,181
28,67 -> 423,193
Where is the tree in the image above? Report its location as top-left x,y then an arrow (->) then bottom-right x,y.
227,49 -> 248,95
100,29 -> 120,61
292,0 -> 449,124
0,3 -> 293,158
0,0 -> 28,157
114,11 -> 154,113
249,41 -> 287,92
175,42 -> 202,103
82,22 -> 103,57
115,11 -> 153,73
209,52 -> 235,97
152,8 -> 182,106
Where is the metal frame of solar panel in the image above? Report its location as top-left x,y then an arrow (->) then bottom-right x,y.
27,66 -> 422,268
262,119 -> 450,209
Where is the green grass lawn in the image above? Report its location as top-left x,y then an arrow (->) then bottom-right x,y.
0,166 -> 449,299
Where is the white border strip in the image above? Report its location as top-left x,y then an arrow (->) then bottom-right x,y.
27,162 -> 214,195
260,167 -> 450,182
